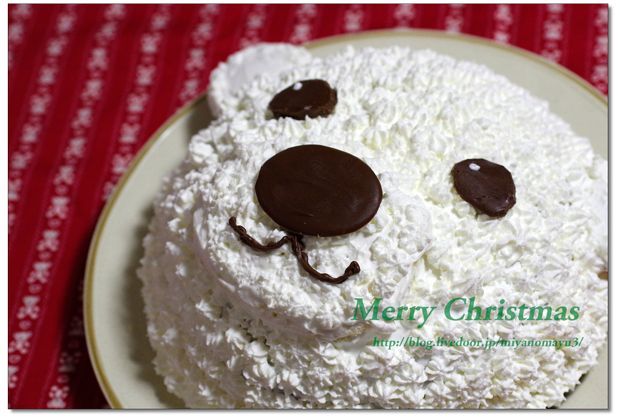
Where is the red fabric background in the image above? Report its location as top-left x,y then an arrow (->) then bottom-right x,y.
7,4 -> 608,409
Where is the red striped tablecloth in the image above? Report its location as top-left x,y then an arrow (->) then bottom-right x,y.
7,4 -> 608,409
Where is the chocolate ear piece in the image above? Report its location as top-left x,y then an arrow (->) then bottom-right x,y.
268,79 -> 337,120
452,158 -> 516,217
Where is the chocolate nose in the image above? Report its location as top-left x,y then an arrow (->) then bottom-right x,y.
255,144 -> 382,237
229,144 -> 383,284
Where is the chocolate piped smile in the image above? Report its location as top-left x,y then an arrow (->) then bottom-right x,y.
229,144 -> 382,283
229,217 -> 360,284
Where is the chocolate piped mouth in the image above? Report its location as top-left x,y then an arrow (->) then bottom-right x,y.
229,217 -> 360,284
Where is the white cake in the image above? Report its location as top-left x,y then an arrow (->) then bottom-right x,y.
139,44 -> 608,408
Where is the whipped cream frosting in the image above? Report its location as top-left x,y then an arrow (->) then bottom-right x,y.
139,44 -> 608,408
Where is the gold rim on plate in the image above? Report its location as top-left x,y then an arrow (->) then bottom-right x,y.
84,29 -> 608,409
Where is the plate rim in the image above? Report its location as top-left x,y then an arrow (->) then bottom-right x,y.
83,95 -> 202,409
83,28 -> 608,409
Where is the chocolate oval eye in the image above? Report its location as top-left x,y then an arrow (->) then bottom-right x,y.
255,144 -> 382,236
451,158 -> 516,217
268,79 -> 337,120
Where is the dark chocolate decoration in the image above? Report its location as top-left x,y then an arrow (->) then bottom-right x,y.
255,144 -> 383,237
228,145 -> 381,284
290,237 -> 360,284
451,158 -> 516,217
268,79 -> 337,120
229,217 -> 296,251
229,217 -> 360,284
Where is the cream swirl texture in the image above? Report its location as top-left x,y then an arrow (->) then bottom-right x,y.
139,44 -> 608,408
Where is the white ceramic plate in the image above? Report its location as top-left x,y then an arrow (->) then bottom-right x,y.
84,29 -> 608,409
